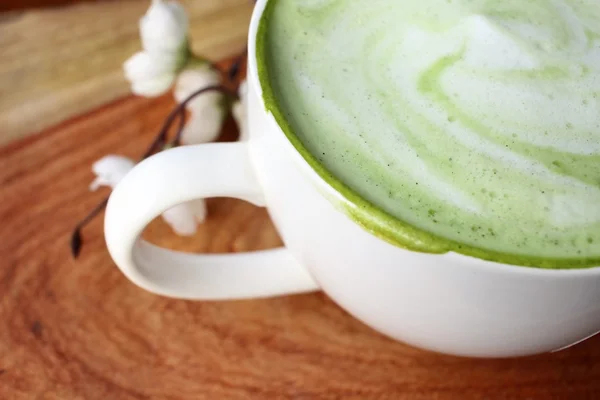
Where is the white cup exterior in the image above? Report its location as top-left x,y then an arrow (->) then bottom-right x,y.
103,0 -> 600,358
245,0 -> 600,357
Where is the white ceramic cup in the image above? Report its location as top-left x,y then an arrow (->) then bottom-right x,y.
104,0 -> 600,358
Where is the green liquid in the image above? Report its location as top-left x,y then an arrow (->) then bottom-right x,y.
257,0 -> 600,269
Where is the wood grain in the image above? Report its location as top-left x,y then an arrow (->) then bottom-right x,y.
1,61 -> 600,399
0,0 -> 103,13
0,0 -> 253,144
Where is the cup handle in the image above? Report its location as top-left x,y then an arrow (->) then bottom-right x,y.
104,142 -> 319,300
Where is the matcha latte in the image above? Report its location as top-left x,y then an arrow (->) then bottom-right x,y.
257,0 -> 600,268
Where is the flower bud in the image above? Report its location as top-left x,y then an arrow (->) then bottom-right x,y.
123,0 -> 189,97
174,65 -> 226,144
140,0 -> 188,56
123,51 -> 178,97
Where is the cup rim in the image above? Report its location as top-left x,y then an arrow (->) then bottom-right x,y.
246,0 -> 600,275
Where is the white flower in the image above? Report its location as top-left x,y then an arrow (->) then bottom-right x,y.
123,0 -> 189,97
232,80 -> 249,141
91,155 -> 206,236
160,199 -> 207,236
90,155 -> 136,191
123,52 -> 179,97
140,0 -> 188,56
174,65 -> 226,144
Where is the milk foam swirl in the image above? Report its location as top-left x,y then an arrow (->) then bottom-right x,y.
260,0 -> 600,264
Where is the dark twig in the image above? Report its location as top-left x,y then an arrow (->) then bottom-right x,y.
70,198 -> 109,257
71,85 -> 237,258
173,105 -> 187,147
140,85 -> 235,158
228,49 -> 247,82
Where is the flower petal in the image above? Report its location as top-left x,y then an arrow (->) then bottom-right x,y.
140,0 -> 188,55
160,199 -> 206,236
90,155 -> 135,191
89,176 -> 111,192
174,65 -> 222,107
173,65 -> 226,144
233,80 -> 249,141
187,198 -> 208,222
232,101 -> 248,142
130,73 -> 176,97
124,51 -> 178,81
180,106 -> 225,144
238,79 -> 248,99
123,51 -> 178,97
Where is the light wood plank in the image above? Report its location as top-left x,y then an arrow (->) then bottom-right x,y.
0,0 -> 253,144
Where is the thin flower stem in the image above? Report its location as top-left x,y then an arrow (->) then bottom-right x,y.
71,84 -> 237,258
143,85 -> 235,156
228,49 -> 247,82
174,105 -> 187,147
70,198 -> 109,258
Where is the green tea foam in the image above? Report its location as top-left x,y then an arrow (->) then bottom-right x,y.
258,0 -> 600,268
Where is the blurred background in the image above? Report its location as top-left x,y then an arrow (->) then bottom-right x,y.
0,0 -> 252,144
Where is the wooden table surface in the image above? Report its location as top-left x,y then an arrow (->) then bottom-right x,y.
2,1 -> 600,399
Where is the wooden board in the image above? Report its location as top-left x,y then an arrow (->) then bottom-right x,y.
2,62 -> 600,399
0,0 -> 253,144
2,0 -> 104,13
